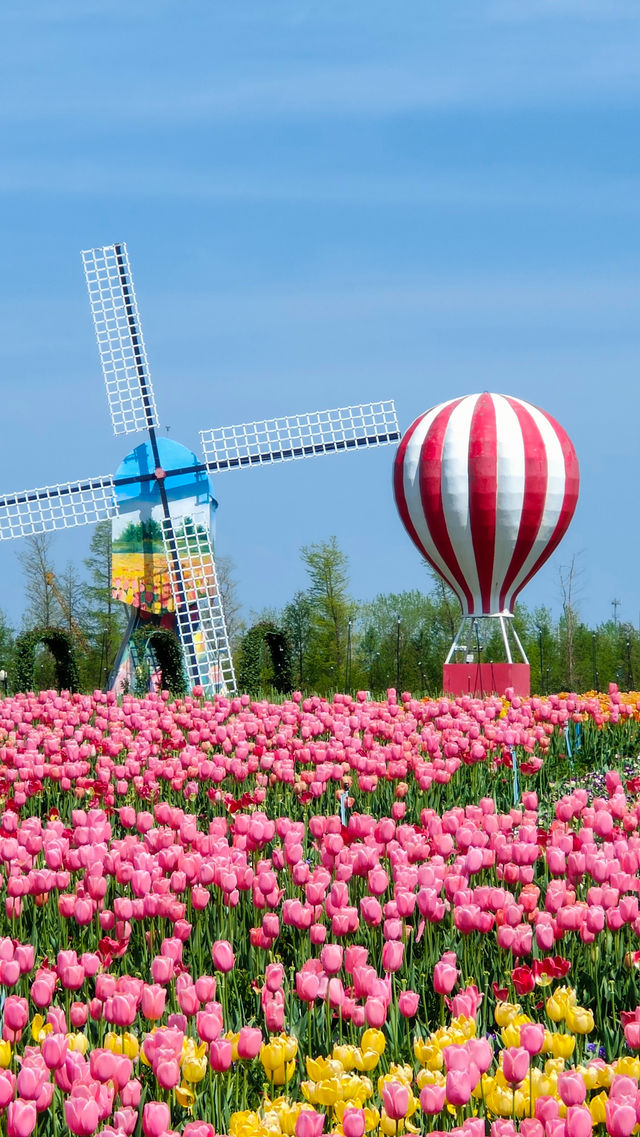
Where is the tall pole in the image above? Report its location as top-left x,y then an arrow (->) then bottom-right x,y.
612,598 -> 621,626
474,619 -> 483,698
345,619 -> 352,691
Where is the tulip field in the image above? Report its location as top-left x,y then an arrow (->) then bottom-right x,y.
2,685 -> 640,1136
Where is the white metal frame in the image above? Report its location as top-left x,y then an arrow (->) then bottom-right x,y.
200,401 -> 399,471
160,516 -> 236,694
0,477 -> 117,541
82,243 -> 160,436
444,613 -> 529,666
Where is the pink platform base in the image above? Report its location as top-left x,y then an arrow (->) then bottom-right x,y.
443,662 -> 530,698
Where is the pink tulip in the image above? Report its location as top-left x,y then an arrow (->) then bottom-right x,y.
141,984 -> 166,1021
520,1022 -> 545,1056
211,940 -> 234,972
42,1033 -> 68,1071
209,1039 -> 232,1072
420,1083 -> 446,1114
605,1100 -> 637,1137
196,1007 -> 223,1043
558,1071 -> 587,1106
364,996 -> 387,1027
143,1102 -> 171,1137
295,1110 -> 325,1137
7,1100 -> 37,1137
566,1107 -> 593,1137
433,953 -> 458,995
320,944 -> 343,975
4,997 -> 28,1033
237,1027 -> 263,1059
342,1108 -> 366,1137
382,1081 -> 410,1121
265,963 -> 285,992
398,990 -> 420,1017
502,1047 -> 529,1085
381,940 -> 404,973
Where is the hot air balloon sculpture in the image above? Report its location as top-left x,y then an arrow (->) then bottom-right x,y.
394,392 -> 579,696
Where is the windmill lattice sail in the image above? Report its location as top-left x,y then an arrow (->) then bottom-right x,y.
160,516 -> 236,694
82,243 -> 160,437
0,477 -> 117,541
200,401 -> 399,471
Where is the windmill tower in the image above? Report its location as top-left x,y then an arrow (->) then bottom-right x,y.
0,243 -> 400,696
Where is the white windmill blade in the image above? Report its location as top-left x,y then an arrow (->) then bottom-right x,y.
199,399 -> 400,472
0,475 -> 118,541
159,515 -> 236,695
82,242 -> 160,437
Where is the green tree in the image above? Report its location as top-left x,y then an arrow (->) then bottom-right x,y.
18,533 -> 59,629
282,591 -> 313,689
300,537 -> 355,692
83,521 -> 126,690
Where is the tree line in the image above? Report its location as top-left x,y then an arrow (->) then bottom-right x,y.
0,527 -> 636,697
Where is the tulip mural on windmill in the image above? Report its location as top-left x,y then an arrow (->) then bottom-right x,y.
394,392 -> 579,697
0,243 -> 400,696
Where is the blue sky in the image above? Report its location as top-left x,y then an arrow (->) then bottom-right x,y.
1,0 -> 640,632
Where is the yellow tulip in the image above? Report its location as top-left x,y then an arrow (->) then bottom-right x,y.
550,1033 -> 576,1059
313,1078 -> 341,1107
565,1006 -> 594,1035
307,1056 -> 342,1081
361,1029 -> 386,1056
229,1111 -> 267,1137
590,1091 -> 608,1125
501,1021 -> 524,1048
353,1049 -> 382,1073
485,1082 -> 515,1117
0,1041 -> 11,1068
451,1015 -> 477,1039
271,1061 -> 296,1087
612,1057 -> 640,1082
175,1083 -> 195,1109
364,1107 -> 381,1132
384,1064 -> 414,1087
545,994 -> 566,1023
581,1064 -> 600,1091
261,1039 -> 287,1073
104,1030 -> 138,1059
495,1002 -> 521,1027
67,1033 -> 89,1055
333,1044 -> 357,1071
277,1101 -> 303,1136
227,1032 -> 240,1063
30,1015 -> 51,1043
416,1068 -> 445,1090
182,1055 -> 207,1083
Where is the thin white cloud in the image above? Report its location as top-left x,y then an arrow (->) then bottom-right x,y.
2,273 -> 640,345
0,157 -> 639,214
2,30 -> 640,125
488,0 -> 640,22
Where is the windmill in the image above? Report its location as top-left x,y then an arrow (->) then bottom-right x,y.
0,243 -> 400,695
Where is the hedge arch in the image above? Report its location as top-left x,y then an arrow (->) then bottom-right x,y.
130,627 -> 187,696
14,626 -> 81,693
238,621 -> 293,695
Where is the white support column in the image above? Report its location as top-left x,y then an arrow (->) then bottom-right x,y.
499,614 -> 513,664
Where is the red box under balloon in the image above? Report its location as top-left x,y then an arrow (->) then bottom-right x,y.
442,662 -> 530,699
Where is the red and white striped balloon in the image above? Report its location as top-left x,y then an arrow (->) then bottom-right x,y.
394,392 -> 579,616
